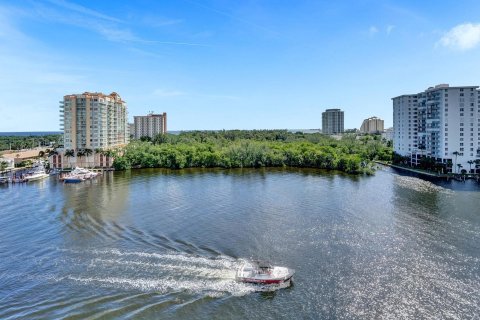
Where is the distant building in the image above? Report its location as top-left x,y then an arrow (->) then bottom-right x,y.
382,127 -> 394,141
322,109 -> 344,134
360,116 -> 384,134
128,123 -> 135,137
134,112 -> 167,139
393,84 -> 480,173
51,91 -> 129,168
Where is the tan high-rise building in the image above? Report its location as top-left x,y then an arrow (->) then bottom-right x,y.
134,112 -> 167,139
360,116 -> 384,134
61,92 -> 129,150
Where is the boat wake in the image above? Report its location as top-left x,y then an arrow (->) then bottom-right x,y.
43,248 -> 286,296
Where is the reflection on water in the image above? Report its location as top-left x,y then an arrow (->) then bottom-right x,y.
0,168 -> 479,319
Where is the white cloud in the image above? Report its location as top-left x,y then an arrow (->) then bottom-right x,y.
369,26 -> 379,36
45,0 -> 121,22
438,23 -> 480,51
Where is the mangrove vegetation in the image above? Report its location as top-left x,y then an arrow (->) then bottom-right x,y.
113,130 -> 392,174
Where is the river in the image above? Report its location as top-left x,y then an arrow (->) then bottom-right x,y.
1,167 -> 479,319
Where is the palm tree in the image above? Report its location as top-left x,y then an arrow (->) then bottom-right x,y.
452,151 -> 459,173
467,160 -> 474,174
100,149 -> 116,168
76,149 -> 86,167
48,148 -> 58,157
84,148 -> 93,167
457,164 -> 463,174
64,149 -> 75,168
475,159 -> 480,175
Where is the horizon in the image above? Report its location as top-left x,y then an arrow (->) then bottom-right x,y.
1,1 -> 480,131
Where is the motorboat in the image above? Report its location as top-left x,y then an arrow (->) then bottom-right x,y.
71,167 -> 99,177
63,175 -> 85,183
235,260 -> 295,285
25,167 -> 49,182
49,168 -> 60,176
60,167 -> 99,183
0,176 -> 9,184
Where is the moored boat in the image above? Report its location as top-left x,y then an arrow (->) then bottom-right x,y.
24,162 -> 49,182
60,167 -> 99,183
63,175 -> 85,183
235,260 -> 295,285
25,170 -> 49,181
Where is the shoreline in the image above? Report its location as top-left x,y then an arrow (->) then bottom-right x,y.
375,161 -> 480,182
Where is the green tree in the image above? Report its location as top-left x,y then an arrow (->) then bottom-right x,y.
0,158 -> 8,172
467,160 -> 474,174
64,149 -> 75,168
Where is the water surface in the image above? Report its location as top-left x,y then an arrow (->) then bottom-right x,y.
1,168 -> 479,319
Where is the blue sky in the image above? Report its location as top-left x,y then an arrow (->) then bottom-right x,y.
1,0 -> 480,131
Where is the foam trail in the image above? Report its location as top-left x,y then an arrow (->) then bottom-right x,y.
45,248 -> 290,296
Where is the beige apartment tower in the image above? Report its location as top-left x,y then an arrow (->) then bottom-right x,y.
360,116 -> 384,134
60,92 -> 129,150
134,113 -> 167,139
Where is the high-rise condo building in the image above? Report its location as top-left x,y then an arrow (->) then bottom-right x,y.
61,92 -> 129,150
360,116 -> 384,134
322,109 -> 344,134
133,112 -> 167,139
392,84 -> 480,173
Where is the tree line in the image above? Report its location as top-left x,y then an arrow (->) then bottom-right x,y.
113,130 -> 392,174
0,134 -> 62,151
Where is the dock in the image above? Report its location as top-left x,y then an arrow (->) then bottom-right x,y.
374,161 -> 480,182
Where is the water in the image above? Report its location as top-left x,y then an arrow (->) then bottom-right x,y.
0,167 -> 479,319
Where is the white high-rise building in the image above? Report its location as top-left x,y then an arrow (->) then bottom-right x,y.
134,113 -> 167,139
393,84 -> 480,173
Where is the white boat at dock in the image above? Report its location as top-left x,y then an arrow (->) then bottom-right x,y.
25,169 -> 49,181
22,162 -> 50,182
60,167 -> 101,183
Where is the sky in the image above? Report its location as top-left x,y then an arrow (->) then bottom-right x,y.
1,0 -> 480,131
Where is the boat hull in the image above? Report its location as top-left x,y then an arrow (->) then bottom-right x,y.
235,261 -> 295,286
64,178 -> 83,183
26,174 -> 49,181
236,275 -> 293,285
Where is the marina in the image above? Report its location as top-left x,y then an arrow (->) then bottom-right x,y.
0,165 -> 103,184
